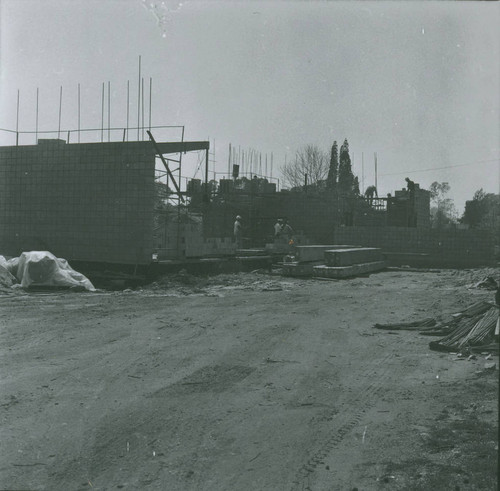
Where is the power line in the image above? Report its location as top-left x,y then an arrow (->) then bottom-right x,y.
379,158 -> 499,177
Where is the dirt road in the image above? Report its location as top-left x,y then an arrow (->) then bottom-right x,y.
1,270 -> 498,490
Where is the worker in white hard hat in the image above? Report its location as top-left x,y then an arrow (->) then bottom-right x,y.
234,215 -> 243,249
274,218 -> 283,238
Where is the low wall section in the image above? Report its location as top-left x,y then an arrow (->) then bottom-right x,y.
333,226 -> 495,267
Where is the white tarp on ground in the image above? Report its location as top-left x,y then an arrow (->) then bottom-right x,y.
15,251 -> 95,291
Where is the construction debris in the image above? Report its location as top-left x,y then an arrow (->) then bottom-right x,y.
429,303 -> 498,353
0,255 -> 17,290
373,318 -> 436,330
374,300 -> 499,354
471,276 -> 498,291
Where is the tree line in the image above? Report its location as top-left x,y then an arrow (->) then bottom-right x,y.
281,140 -> 359,196
282,142 -> 498,233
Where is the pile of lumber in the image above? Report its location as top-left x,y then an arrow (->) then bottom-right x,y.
373,301 -> 499,353
373,318 -> 436,331
429,302 -> 498,353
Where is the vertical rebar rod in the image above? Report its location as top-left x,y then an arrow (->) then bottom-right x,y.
107,81 -> 111,142
101,82 -> 104,142
205,148 -> 209,191
271,152 -> 273,178
35,88 -> 39,144
15,89 -> 20,146
180,126 -> 185,204
374,152 -> 378,189
16,89 -> 20,128
78,83 -> 81,143
137,55 -> 141,141
58,86 -> 62,139
230,147 -> 233,177
126,80 -> 130,142
228,143 -> 231,178
149,77 -> 152,131
141,77 -> 145,141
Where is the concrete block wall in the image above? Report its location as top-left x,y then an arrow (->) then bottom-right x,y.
333,226 -> 495,267
202,193 -> 341,245
0,140 -> 156,264
158,219 -> 235,259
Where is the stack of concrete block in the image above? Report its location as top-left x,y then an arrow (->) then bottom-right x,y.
282,245 -> 359,277
313,247 -> 386,278
295,245 -> 357,263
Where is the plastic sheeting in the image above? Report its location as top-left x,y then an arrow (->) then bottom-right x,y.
0,255 -> 17,288
16,251 -> 95,291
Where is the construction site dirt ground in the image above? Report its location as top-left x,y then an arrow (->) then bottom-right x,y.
1,269 -> 498,491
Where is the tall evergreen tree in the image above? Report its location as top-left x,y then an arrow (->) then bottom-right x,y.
352,176 -> 360,196
338,139 -> 354,194
326,141 -> 338,188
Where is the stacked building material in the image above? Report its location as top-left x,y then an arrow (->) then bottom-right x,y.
313,247 -> 386,279
429,302 -> 498,353
372,300 -> 499,353
323,247 -> 382,267
281,245 -> 359,277
295,245 -> 359,263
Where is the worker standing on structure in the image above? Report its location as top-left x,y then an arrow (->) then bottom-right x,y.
405,177 -> 417,226
405,177 -> 416,195
234,215 -> 243,249
364,185 -> 378,206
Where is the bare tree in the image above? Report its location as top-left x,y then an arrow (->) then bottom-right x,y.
281,144 -> 328,188
429,181 -> 457,227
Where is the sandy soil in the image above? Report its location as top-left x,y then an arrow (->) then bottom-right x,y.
0,269 -> 498,490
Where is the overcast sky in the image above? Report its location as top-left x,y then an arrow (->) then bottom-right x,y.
0,0 -> 498,212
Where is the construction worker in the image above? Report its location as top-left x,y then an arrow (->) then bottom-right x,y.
234,215 -> 243,249
405,177 -> 416,195
274,218 -> 283,239
282,218 -> 293,242
364,185 -> 378,205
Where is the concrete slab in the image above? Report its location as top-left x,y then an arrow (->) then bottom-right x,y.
324,247 -> 382,267
313,261 -> 386,278
295,245 -> 360,263
281,262 -> 320,277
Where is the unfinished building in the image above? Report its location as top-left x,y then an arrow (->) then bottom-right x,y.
0,136 -> 209,266
0,136 -> 495,269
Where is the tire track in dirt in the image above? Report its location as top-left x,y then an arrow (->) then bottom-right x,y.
290,349 -> 397,491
